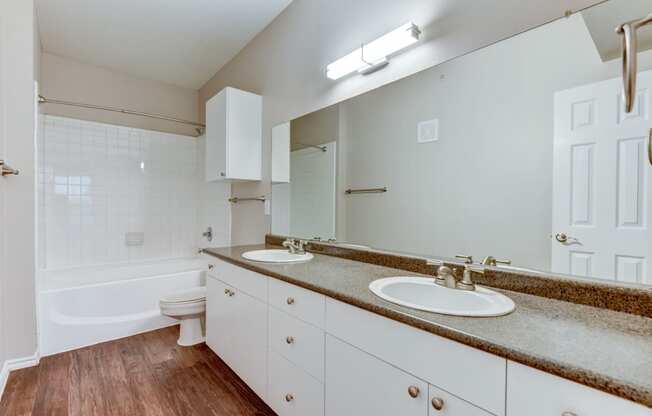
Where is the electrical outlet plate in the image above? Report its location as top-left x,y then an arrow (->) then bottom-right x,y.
417,119 -> 439,143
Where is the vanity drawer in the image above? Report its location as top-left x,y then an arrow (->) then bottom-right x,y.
269,307 -> 325,382
208,259 -> 267,301
268,350 -> 324,416
506,361 -> 651,416
326,298 -> 506,416
428,384 -> 492,416
269,278 -> 325,328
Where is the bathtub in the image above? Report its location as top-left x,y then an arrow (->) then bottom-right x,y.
38,258 -> 205,356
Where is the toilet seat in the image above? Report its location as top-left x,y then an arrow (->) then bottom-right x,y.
160,287 -> 206,305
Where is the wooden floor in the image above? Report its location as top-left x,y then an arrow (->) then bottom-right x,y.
0,326 -> 276,416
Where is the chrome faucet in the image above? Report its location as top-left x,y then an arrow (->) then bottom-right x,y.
427,258 -> 485,291
282,238 -> 307,254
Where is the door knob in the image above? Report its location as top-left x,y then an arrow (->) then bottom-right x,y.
555,233 -> 568,243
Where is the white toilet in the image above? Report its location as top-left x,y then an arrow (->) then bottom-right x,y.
159,286 -> 207,346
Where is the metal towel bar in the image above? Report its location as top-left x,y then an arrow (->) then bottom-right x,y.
345,187 -> 387,195
228,196 -> 266,203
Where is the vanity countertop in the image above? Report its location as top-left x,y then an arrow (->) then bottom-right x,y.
203,244 -> 652,408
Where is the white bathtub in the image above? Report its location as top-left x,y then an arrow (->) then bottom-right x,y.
39,258 -> 205,356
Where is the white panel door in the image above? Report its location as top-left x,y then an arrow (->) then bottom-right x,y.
553,71 -> 652,283
290,142 -> 336,240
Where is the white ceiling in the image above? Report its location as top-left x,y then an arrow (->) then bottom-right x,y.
35,0 -> 292,89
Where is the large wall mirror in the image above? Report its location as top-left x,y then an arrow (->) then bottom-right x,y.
271,0 -> 652,286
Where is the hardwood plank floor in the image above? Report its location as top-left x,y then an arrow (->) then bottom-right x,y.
0,326 -> 276,416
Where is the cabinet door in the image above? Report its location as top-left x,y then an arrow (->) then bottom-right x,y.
206,276 -> 268,401
205,90 -> 227,182
205,277 -> 235,365
325,335 -> 428,416
229,284 -> 268,400
507,361 -> 652,416
225,87 -> 262,181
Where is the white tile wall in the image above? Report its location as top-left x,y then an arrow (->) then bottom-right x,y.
38,115 -> 208,270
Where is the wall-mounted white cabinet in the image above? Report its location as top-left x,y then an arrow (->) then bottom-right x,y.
205,87 -> 262,182
271,122 -> 290,183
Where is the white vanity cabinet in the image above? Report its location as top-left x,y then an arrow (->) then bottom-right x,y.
205,87 -> 262,182
205,262 -> 268,400
204,258 -> 651,416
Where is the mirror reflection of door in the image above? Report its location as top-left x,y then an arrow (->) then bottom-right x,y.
552,70 -> 652,283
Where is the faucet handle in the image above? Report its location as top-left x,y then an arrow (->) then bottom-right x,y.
464,264 -> 485,274
426,259 -> 445,267
455,254 -> 473,264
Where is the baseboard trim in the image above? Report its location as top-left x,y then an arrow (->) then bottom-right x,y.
0,352 -> 40,401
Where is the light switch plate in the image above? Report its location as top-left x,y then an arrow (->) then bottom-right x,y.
417,119 -> 439,143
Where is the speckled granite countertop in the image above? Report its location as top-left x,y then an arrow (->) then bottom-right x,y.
203,244 -> 652,408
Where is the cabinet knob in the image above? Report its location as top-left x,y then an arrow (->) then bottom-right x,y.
431,397 -> 444,411
285,393 -> 294,402
208,264 -> 214,270
224,288 -> 229,295
286,336 -> 295,344
219,172 -> 226,177
407,386 -> 420,398
286,297 -> 295,305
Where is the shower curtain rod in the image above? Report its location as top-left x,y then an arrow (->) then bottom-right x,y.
38,95 -> 206,134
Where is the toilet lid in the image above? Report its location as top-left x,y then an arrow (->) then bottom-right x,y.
160,286 -> 206,304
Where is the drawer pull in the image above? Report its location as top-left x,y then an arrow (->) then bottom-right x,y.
285,336 -> 295,344
407,385 -> 420,398
431,397 -> 444,411
286,297 -> 295,305
285,393 -> 294,402
208,264 -> 214,270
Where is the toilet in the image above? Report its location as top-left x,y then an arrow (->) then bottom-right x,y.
159,286 -> 207,346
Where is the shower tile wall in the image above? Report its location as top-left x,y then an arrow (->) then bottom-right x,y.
39,115 -> 200,269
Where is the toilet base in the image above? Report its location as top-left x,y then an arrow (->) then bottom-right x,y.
177,315 -> 205,346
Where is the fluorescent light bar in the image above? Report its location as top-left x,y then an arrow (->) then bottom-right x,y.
326,22 -> 420,80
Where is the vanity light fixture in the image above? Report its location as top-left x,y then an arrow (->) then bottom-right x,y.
326,22 -> 421,80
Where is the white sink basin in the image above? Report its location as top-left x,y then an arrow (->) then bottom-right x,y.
369,277 -> 515,317
242,249 -> 314,263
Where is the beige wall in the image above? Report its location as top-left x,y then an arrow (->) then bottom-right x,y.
198,0 -> 604,245
0,0 -> 38,367
290,104 -> 339,150
40,53 -> 199,137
